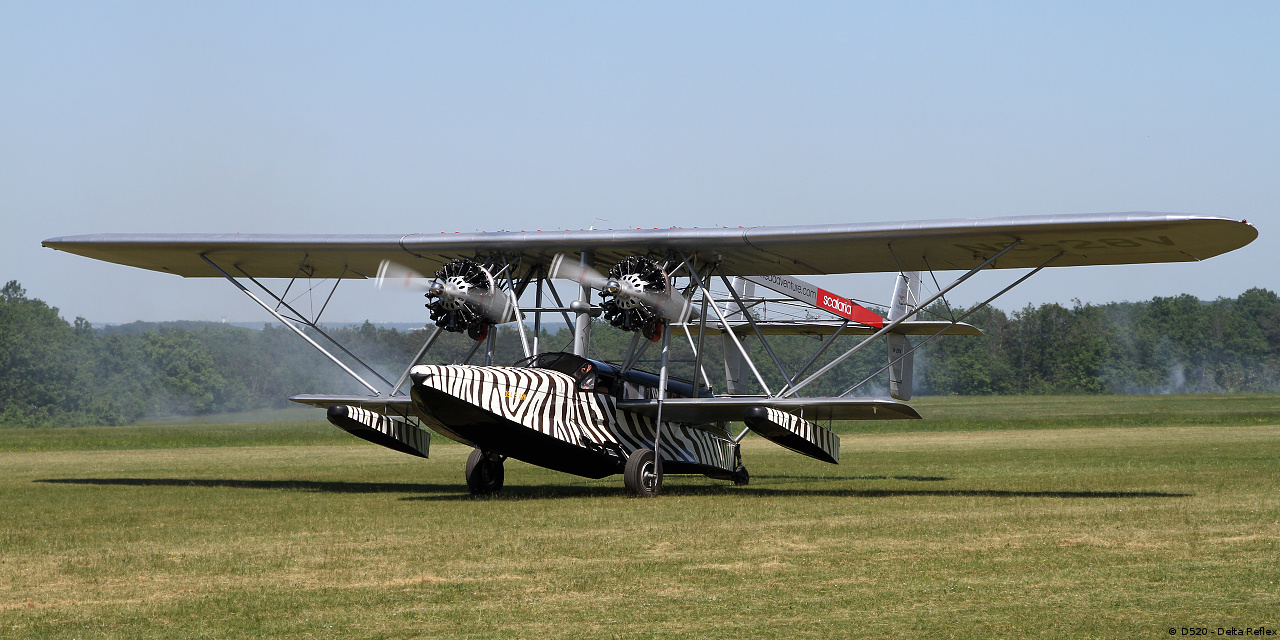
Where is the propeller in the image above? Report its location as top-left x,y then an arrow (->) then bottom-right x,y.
375,260 -> 435,290
548,254 -> 694,324
376,259 -> 516,325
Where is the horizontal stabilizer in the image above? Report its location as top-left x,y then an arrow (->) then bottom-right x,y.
327,404 -> 430,458
617,396 -> 920,422
692,320 -> 982,337
743,406 -> 840,464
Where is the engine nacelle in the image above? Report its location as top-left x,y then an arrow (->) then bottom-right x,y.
426,258 -> 498,337
599,256 -> 669,338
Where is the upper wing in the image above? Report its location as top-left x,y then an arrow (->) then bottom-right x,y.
43,212 -> 1256,278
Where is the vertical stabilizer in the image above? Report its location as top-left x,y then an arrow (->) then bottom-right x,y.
888,272 -> 919,401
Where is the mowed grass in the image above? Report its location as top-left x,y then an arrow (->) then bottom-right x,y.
1,395 -> 1278,639
873,392 -> 1280,433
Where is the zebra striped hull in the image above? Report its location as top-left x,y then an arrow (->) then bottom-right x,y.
408,365 -> 735,480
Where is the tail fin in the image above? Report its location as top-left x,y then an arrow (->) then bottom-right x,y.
887,272 -> 919,401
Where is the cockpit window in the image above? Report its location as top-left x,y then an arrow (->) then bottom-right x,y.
514,352 -> 587,376
515,352 -> 709,397
516,353 -> 613,394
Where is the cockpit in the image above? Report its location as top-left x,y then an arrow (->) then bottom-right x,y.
514,352 -> 713,400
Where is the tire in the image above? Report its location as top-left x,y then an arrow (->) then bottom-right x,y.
731,466 -> 750,486
465,449 -> 504,495
623,448 -> 663,498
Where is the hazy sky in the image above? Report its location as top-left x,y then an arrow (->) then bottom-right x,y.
3,2 -> 1277,325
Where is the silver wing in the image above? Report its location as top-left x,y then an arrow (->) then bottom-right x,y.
43,211 -> 1256,279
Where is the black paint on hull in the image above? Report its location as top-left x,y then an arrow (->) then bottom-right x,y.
411,384 -> 624,479
742,406 -> 839,464
326,405 -> 430,458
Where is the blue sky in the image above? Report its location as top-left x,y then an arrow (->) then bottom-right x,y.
2,2 -> 1277,324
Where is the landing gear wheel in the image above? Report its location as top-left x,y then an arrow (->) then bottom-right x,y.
623,448 -> 663,498
465,449 -> 504,495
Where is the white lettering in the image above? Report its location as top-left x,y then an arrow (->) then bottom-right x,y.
820,293 -> 854,316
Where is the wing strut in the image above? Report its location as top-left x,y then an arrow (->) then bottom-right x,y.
533,276 -> 542,355
785,319 -> 850,391
236,265 -> 394,391
680,252 -> 773,396
572,251 -> 594,357
502,257 -> 533,360
716,266 -> 795,394
461,334 -> 485,364
619,331 -> 644,375
842,250 -> 1064,397
483,325 -> 497,366
689,287 -> 711,390
680,323 -> 714,390
390,326 -> 442,396
200,255 -> 384,396
651,323 -> 672,461
784,239 -> 1023,397
540,275 -> 578,340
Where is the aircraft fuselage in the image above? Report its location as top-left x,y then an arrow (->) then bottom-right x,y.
407,358 -> 737,479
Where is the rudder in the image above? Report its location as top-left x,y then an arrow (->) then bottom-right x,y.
888,272 -> 919,401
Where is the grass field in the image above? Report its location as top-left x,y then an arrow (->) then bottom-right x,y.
2,394 -> 1278,638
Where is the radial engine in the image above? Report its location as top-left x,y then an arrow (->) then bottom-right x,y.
598,256 -> 673,340
425,258 -> 507,340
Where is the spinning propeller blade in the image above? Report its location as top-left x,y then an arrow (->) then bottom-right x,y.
548,254 -> 693,323
548,254 -> 611,290
375,260 -> 431,290
376,260 -> 516,324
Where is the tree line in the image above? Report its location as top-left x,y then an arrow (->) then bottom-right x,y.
2,279 -> 1279,427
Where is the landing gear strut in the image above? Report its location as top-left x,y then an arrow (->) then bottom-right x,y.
623,448 -> 663,497
730,443 -> 749,486
465,449 -> 504,495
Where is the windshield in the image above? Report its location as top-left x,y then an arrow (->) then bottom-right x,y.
515,352 -> 710,398
514,352 -> 592,376
515,352 -> 612,393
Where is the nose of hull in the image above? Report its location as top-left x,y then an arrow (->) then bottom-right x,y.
408,364 -> 622,479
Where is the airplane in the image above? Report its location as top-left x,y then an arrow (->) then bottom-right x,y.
43,212 -> 1257,496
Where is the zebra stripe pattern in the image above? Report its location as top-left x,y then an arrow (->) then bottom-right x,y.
331,404 -> 432,458
592,394 -> 735,470
762,407 -> 841,463
410,364 -> 735,472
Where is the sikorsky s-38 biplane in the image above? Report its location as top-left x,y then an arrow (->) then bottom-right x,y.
44,212 -> 1256,496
